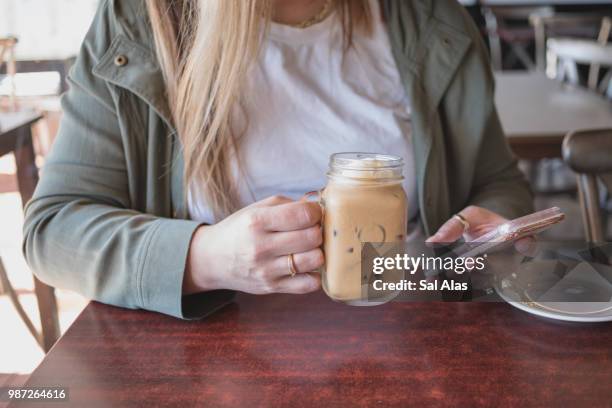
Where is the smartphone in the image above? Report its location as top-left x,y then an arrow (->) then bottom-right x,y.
454,207 -> 565,258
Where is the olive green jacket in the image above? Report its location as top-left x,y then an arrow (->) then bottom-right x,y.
22,0 -> 533,319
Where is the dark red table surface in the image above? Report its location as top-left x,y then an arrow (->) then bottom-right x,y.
20,292 -> 612,407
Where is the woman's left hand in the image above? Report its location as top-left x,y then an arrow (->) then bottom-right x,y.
425,205 -> 535,255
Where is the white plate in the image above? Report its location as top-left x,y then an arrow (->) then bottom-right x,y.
495,261 -> 612,322
496,287 -> 612,322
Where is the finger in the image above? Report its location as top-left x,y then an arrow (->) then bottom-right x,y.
249,195 -> 293,208
253,201 -> 322,232
462,205 -> 507,225
266,225 -> 323,256
514,236 -> 538,257
274,272 -> 321,294
293,248 -> 325,272
467,223 -> 502,240
234,195 -> 293,218
265,248 -> 325,279
426,217 -> 465,244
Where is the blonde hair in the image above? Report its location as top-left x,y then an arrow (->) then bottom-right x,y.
146,0 -> 372,219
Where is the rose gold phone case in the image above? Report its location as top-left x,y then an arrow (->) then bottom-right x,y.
456,207 -> 565,258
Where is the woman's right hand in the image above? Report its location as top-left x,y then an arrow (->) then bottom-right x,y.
183,195 -> 324,295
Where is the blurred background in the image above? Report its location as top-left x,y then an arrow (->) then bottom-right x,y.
1,0 -> 611,389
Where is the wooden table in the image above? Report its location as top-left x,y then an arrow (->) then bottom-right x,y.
495,72 -> 612,160
21,292 -> 612,407
0,110 -> 60,353
0,110 -> 42,165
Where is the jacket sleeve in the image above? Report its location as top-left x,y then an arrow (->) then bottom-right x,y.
22,0 -> 233,319
467,104 -> 534,219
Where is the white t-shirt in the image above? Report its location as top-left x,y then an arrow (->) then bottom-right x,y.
188,0 -> 418,224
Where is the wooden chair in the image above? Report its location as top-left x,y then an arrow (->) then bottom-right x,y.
0,111 -> 61,353
547,17 -> 612,97
483,6 -> 553,71
0,258 -> 59,352
530,13 -> 605,72
0,37 -> 18,109
563,129 -> 612,243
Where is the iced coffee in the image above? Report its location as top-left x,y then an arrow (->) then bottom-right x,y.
321,153 -> 407,305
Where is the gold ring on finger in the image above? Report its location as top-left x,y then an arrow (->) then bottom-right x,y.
287,253 -> 298,277
453,213 -> 470,233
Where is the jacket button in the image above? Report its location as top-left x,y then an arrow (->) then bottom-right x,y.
114,54 -> 128,67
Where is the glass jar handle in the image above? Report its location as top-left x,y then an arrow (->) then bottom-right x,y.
301,189 -> 325,223
302,190 -> 322,203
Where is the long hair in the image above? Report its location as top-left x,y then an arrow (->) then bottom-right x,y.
146,0 -> 372,219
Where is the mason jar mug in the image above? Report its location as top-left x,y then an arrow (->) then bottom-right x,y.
314,153 -> 408,305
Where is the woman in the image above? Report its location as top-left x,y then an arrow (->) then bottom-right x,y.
23,0 -> 532,319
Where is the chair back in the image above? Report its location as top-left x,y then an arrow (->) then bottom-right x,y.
563,128 -> 612,242
483,6 -> 553,71
547,17 -> 612,97
488,6 -> 553,21
592,16 -> 612,94
531,13 -> 605,71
